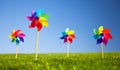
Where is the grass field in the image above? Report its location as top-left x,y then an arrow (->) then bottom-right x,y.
0,52 -> 120,70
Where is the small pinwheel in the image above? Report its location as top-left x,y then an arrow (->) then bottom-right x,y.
27,9 -> 49,60
60,28 -> 76,57
9,29 -> 26,45
93,26 -> 112,58
27,9 -> 49,31
60,28 -> 76,43
9,29 -> 26,59
93,26 -> 112,45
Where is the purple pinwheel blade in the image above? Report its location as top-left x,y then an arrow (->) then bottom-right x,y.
64,37 -> 67,43
19,37 -> 24,42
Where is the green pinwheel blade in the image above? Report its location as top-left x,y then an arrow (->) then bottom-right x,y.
40,13 -> 50,19
11,38 -> 16,42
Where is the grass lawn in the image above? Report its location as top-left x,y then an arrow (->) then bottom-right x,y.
0,52 -> 120,70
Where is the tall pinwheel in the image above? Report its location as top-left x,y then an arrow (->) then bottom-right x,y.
9,29 -> 26,59
60,28 -> 76,57
93,26 -> 112,58
27,9 -> 49,60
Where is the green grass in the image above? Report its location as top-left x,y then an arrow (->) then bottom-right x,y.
0,52 -> 120,70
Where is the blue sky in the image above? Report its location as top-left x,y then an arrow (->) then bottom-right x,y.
0,0 -> 120,53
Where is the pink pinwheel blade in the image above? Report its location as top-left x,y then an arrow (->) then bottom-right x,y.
17,33 -> 26,38
103,37 -> 108,45
104,33 -> 112,39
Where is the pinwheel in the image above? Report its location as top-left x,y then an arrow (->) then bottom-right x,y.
27,9 -> 49,60
9,29 -> 26,59
93,26 -> 112,58
60,28 -> 76,57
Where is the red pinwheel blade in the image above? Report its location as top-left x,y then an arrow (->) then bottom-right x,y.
29,21 -> 36,28
103,29 -> 110,34
15,30 -> 21,35
68,37 -> 73,43
35,20 -> 42,31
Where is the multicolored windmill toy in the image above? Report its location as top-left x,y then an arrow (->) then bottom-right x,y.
9,29 -> 26,59
93,26 -> 112,58
60,28 -> 76,57
27,9 -> 49,60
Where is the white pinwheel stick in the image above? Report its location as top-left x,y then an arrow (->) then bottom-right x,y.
100,43 -> 104,59
15,46 -> 18,59
35,31 -> 39,60
66,42 -> 70,57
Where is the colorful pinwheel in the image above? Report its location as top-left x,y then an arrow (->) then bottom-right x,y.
60,28 -> 76,43
93,26 -> 112,58
60,28 -> 76,57
9,29 -> 26,58
27,9 -> 49,31
27,9 -> 49,60
93,26 -> 112,45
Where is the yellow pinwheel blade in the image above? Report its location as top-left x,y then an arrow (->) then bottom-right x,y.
68,30 -> 74,35
39,18 -> 48,27
98,26 -> 103,34
9,35 -> 12,38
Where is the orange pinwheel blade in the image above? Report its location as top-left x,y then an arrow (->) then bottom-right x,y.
69,34 -> 76,39
103,29 -> 110,34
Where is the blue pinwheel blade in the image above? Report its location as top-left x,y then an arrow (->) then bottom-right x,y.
97,38 -> 103,44
16,39 -> 20,45
36,9 -> 44,17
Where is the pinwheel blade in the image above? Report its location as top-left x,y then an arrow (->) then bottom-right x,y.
17,33 -> 26,38
36,9 -> 44,17
103,29 -> 110,34
68,30 -> 74,35
35,20 -> 42,31
98,26 -> 103,34
40,13 -> 50,19
19,37 -> 24,42
68,37 -> 72,43
97,38 -> 103,44
29,21 -> 36,28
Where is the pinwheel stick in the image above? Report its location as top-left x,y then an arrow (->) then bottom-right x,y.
15,46 -> 18,59
35,31 -> 39,60
100,43 -> 104,59
66,43 -> 69,57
